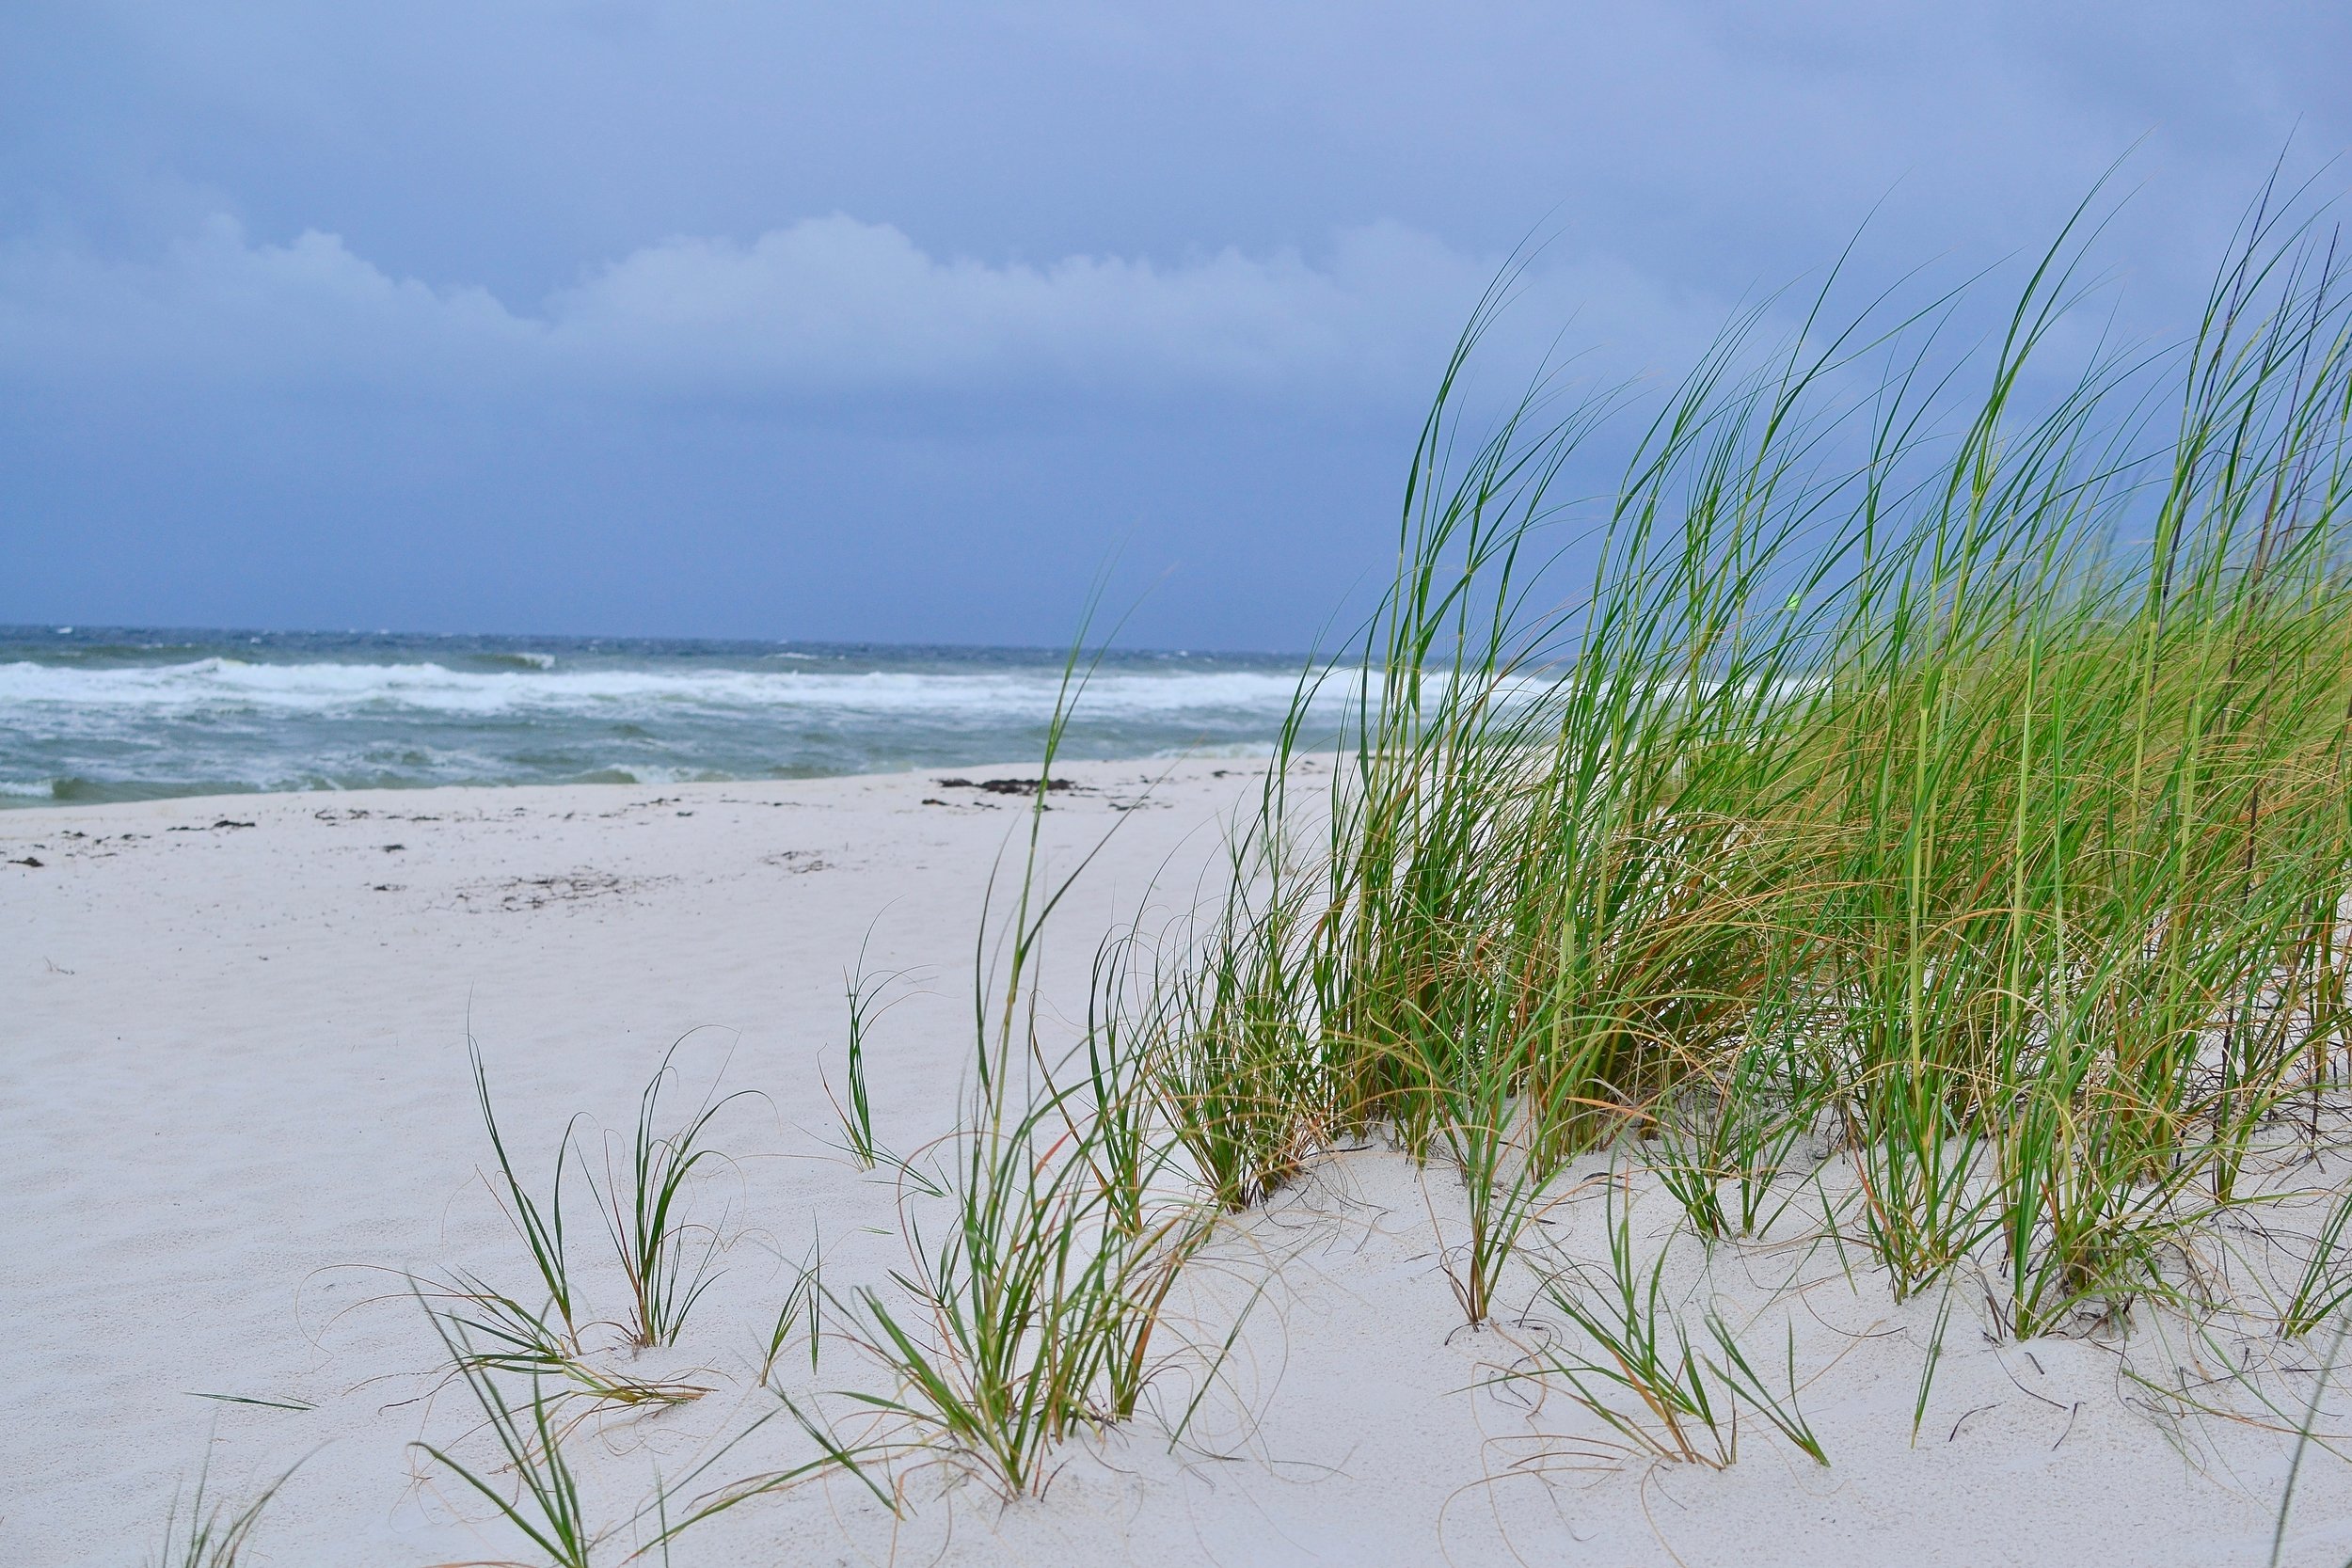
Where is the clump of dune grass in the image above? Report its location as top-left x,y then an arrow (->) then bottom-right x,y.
1147,167 -> 2352,1387
834,1074 -> 1212,1497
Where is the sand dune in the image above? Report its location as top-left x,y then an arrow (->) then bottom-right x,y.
7,760 -> 2351,1566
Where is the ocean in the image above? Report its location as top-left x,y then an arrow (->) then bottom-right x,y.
0,626 -> 1318,808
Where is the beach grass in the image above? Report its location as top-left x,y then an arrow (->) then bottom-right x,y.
1516,1176 -> 1827,1466
776,173 -> 2352,1498
814,640 -> 1229,1499
586,1040 -> 750,1350
416,1311 -> 602,1568
151,1451 -> 296,1568
432,1043 -> 731,1410
1146,176 -> 2352,1367
469,1039 -> 583,1351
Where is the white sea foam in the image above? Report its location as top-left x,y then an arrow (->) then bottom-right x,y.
0,658 -> 1313,721
0,644 -> 1339,806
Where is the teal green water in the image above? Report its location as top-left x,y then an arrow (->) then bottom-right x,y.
0,626 -> 1312,807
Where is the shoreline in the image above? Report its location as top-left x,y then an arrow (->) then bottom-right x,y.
0,627 -> 1314,814
0,746 -> 1290,816
0,755 -> 1204,820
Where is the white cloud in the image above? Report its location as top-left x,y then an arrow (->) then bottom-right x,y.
547,216 -> 1456,391
0,213 -> 1726,404
0,215 -> 534,390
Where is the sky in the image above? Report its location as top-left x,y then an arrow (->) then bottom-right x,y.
3,3 -> 2347,650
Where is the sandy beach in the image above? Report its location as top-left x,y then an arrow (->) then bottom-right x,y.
8,759 -> 2352,1566
12,4 -> 2348,1562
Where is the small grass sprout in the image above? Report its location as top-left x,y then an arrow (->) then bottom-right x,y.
416,1310 -> 604,1568
2283,1175 -> 2352,1337
586,1038 -> 754,1349
759,1235 -> 827,1383
469,1038 -> 582,1351
151,1450 -> 299,1568
834,964 -> 887,1168
1515,1177 -> 1827,1467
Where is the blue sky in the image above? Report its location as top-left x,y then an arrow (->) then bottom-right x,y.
3,3 -> 2345,648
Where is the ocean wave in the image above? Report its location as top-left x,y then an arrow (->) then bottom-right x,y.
0,637 -> 1342,808
0,658 -> 1315,721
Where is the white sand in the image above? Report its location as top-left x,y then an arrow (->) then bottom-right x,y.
8,758 -> 2352,1566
